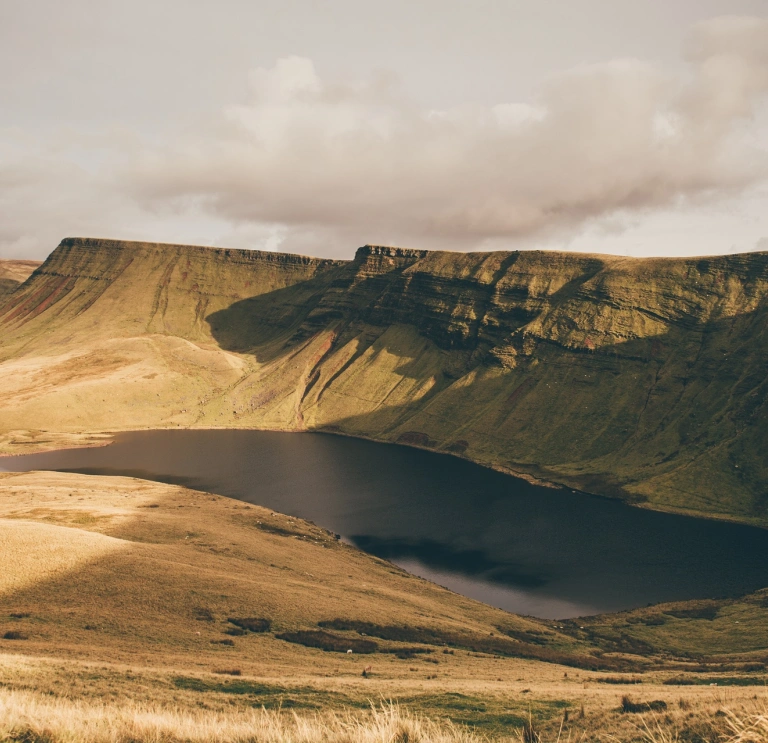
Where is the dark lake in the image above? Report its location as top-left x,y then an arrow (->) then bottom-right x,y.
2,429 -> 768,619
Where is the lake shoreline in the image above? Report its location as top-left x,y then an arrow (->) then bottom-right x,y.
4,428 -> 768,619
3,423 -> 765,533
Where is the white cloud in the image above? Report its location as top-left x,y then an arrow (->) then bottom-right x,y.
125,17 -> 768,252
0,130 -> 123,258
2,16 -> 767,259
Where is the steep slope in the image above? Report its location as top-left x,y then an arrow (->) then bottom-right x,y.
2,237 -> 767,526
0,238 -> 343,434
0,259 -> 42,303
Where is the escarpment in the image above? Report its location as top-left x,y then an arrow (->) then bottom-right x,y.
0,238 -> 342,346
2,237 -> 768,526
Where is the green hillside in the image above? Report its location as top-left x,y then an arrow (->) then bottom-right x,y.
2,237 -> 767,526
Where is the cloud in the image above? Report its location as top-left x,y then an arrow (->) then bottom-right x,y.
0,129 -> 225,259
123,16 -> 768,253
1,16 -> 767,259
0,130 -> 125,258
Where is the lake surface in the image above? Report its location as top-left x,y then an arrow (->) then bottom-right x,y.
3,429 -> 768,619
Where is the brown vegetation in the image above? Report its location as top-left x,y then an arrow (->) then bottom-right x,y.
228,617 -> 272,633
2,686 -> 768,742
1,470 -> 767,738
620,694 -> 668,713
317,618 -> 627,670
276,630 -> 378,654
0,692 -> 486,743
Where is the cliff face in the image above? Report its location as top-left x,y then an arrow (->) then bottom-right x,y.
0,238 -> 341,343
2,238 -> 767,525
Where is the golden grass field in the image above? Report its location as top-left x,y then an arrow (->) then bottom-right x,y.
1,471 -> 767,740
1,689 -> 767,743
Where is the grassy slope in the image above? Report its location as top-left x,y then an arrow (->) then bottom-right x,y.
1,471 -> 765,739
1,238 -> 767,527
571,593 -> 768,661
0,471 -> 560,668
0,258 -> 41,303
0,471 -> 620,733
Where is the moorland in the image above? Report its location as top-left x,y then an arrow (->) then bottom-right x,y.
1,239 -> 767,740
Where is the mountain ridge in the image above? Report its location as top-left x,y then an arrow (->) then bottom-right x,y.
2,237 -> 767,526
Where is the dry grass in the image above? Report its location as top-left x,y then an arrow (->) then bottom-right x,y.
1,649 -> 766,740
0,472 -> 766,740
3,686 -> 768,743
0,690 -> 483,743
725,706 -> 768,743
0,519 -> 125,595
625,705 -> 768,743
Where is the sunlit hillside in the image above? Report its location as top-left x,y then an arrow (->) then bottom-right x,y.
0,259 -> 40,302
2,470 -> 767,739
2,238 -> 768,525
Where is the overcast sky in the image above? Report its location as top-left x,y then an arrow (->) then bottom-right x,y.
2,0 -> 768,260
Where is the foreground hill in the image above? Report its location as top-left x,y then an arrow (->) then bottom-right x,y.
1,237 -> 767,525
0,470 -> 638,736
0,471 -> 564,670
1,471 -> 765,739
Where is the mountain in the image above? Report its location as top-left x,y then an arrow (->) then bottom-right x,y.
0,259 -> 41,302
2,237 -> 767,526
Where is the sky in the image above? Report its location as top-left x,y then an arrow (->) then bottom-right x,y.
2,0 -> 768,260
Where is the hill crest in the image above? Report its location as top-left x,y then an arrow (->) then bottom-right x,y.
2,237 -> 768,526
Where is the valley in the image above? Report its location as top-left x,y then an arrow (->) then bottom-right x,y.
1,240 -> 767,739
